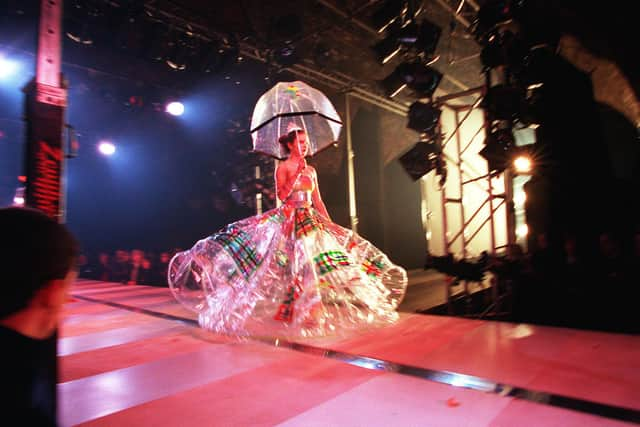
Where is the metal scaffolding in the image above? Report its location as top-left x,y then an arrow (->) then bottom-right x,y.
433,86 -> 512,257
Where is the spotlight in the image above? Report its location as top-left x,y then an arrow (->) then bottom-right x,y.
98,141 -> 116,156
513,155 -> 532,174
372,30 -> 404,64
166,32 -> 195,71
413,19 -> 442,59
398,140 -> 440,181
273,43 -> 300,67
518,88 -> 544,128
380,62 -> 412,97
407,101 -> 441,134
482,84 -> 523,121
165,101 -> 185,116
312,42 -> 332,69
194,38 -> 240,73
0,55 -> 18,79
380,61 -> 443,98
479,128 -> 514,173
480,31 -> 526,71
372,19 -> 442,65
405,64 -> 442,98
64,6 -> 93,46
517,46 -> 555,89
371,0 -> 408,33
516,224 -> 529,238
473,0 -> 516,41
12,187 -> 25,206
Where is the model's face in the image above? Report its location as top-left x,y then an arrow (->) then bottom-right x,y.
289,131 -> 308,157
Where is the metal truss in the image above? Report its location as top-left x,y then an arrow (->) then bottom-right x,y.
435,86 -> 511,257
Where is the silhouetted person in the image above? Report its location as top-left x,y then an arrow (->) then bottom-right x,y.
596,232 -> 629,330
149,251 -> 171,286
112,249 -> 130,283
137,258 -> 153,285
0,207 -> 79,426
127,249 -> 145,285
93,252 -> 113,282
597,232 -> 627,287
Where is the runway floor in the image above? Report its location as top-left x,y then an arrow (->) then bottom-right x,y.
58,279 -> 640,426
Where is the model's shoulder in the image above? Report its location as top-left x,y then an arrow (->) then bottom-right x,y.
276,160 -> 292,171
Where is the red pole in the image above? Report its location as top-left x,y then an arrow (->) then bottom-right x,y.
23,0 -> 67,222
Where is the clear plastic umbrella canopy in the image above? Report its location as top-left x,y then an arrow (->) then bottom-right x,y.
250,81 -> 343,159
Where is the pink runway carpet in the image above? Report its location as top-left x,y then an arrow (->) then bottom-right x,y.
58,279 -> 640,426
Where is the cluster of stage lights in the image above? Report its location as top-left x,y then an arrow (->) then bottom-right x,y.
96,101 -> 184,156
1,53 -> 185,157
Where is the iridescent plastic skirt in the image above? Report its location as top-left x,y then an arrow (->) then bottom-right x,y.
168,191 -> 407,338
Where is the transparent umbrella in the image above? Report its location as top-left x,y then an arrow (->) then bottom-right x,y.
250,81 -> 343,159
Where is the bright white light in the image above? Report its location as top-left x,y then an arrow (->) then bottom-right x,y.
513,155 -> 532,174
0,55 -> 19,79
13,187 -> 25,206
165,101 -> 184,116
98,141 -> 116,156
516,224 -> 529,238
514,190 -> 527,206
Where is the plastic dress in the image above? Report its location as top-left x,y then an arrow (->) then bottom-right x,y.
168,167 -> 408,338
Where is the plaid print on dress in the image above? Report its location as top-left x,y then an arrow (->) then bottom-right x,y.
262,210 -> 286,224
214,226 -> 263,279
362,258 -> 385,279
314,251 -> 350,275
274,278 -> 302,322
295,208 -> 323,238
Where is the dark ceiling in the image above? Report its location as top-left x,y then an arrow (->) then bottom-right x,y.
139,0 -> 639,110
144,0 -> 485,102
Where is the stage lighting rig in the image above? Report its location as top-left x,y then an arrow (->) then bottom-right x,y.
380,61 -> 442,98
371,0 -> 410,33
479,127 -> 515,173
481,84 -> 524,122
472,0 -> 519,42
407,101 -> 441,135
398,138 -> 441,181
372,18 -> 442,65
373,25 -> 406,65
412,19 -> 442,61
480,30 -> 526,72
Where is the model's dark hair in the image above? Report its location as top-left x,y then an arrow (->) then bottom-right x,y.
278,129 -> 303,154
0,207 -> 79,318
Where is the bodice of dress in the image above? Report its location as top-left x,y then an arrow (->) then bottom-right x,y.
292,167 -> 314,192
287,190 -> 312,207
285,167 -> 314,207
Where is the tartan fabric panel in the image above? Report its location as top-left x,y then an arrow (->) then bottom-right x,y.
214,226 -> 263,279
295,208 -> 323,238
263,210 -> 286,224
362,258 -> 385,278
273,279 -> 302,322
314,251 -> 350,275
